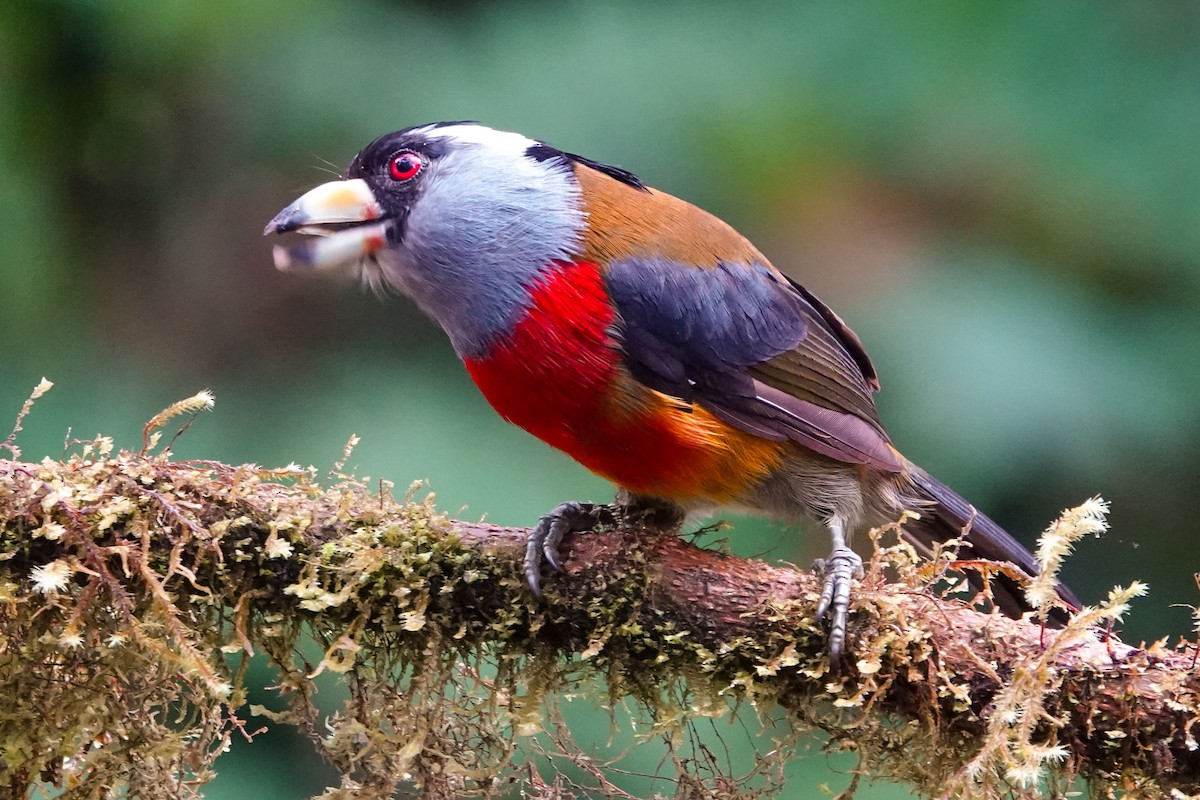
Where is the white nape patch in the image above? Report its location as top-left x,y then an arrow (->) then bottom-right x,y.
422,123 -> 538,155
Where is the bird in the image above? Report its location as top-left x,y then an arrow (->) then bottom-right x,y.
264,121 -> 1080,664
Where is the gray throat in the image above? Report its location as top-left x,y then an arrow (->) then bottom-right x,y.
375,146 -> 585,358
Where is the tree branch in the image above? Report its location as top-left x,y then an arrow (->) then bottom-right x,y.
0,451 -> 1195,799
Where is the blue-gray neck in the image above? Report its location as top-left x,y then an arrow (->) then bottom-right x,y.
373,138 -> 584,359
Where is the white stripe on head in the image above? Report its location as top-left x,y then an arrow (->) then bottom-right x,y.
422,123 -> 539,154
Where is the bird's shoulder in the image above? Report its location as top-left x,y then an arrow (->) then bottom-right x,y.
567,162 -> 889,451
573,164 -> 768,267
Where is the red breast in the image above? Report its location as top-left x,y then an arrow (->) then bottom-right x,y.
463,260 -> 786,505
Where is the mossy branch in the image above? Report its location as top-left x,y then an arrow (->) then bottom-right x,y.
1,448 -> 1198,800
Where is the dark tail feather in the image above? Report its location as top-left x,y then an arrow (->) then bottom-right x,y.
904,467 -> 1080,625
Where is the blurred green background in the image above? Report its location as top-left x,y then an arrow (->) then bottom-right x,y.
3,1 -> 1199,797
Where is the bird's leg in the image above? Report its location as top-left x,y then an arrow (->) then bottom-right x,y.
525,493 -> 685,598
524,501 -> 615,597
813,515 -> 863,666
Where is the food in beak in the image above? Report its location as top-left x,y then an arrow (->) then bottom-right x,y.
264,178 -> 390,272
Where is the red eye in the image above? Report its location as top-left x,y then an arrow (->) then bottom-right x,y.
388,151 -> 423,181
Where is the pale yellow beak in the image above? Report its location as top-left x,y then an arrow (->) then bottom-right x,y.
263,179 -> 392,271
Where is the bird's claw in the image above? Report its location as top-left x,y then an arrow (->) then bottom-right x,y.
813,546 -> 864,667
524,501 -> 604,597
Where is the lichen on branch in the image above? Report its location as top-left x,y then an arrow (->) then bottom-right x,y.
0,418 -> 1198,798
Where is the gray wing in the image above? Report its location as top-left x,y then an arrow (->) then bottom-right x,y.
605,256 -> 901,472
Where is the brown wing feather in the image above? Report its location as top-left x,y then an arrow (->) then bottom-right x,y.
748,276 -> 885,434
574,164 -> 768,266
577,162 -> 894,466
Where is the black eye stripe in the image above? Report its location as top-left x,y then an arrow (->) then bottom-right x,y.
345,132 -> 448,179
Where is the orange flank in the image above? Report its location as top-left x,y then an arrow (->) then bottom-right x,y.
464,261 -> 784,505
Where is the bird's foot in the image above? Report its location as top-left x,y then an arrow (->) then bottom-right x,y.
524,501 -> 613,597
813,546 -> 864,667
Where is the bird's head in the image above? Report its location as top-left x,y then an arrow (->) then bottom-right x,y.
264,122 -> 642,356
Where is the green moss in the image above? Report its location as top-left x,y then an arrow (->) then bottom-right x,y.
0,438 -> 1180,799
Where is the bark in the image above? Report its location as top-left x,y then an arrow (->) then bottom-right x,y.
461,521 -> 1200,791
0,453 -> 1196,799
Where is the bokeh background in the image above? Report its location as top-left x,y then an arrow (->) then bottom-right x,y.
3,1 -> 1199,797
